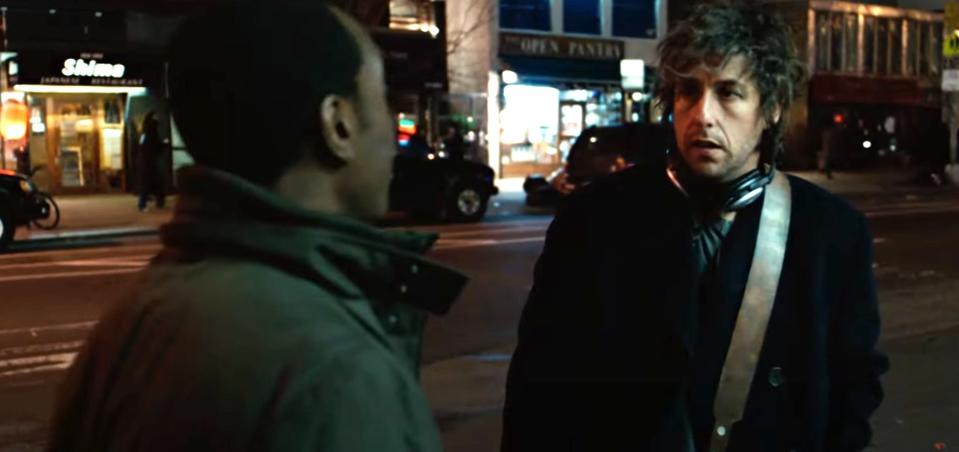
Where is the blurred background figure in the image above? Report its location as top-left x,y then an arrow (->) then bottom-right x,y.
136,111 -> 165,211
443,123 -> 465,161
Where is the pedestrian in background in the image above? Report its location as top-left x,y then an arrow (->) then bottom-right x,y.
136,111 -> 166,211
443,123 -> 466,161
502,2 -> 888,451
47,2 -> 467,451
821,117 -> 844,179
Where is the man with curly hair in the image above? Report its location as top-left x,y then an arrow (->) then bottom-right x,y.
502,2 -> 888,451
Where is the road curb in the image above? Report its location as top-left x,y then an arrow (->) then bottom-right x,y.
11,227 -> 159,249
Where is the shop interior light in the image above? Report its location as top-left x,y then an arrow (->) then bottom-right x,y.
13,84 -> 147,95
501,70 -> 519,85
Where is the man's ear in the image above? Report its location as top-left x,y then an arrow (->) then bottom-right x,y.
318,94 -> 359,163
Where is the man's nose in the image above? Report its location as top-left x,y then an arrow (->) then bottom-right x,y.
689,91 -> 717,128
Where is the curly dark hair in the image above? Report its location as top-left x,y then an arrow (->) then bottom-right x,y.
655,0 -> 807,162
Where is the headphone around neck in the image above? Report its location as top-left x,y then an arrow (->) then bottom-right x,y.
666,160 -> 775,212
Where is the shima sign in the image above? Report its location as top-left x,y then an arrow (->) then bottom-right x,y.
11,52 -> 153,88
499,32 -> 625,61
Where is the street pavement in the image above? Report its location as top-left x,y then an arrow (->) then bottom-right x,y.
0,171 -> 957,451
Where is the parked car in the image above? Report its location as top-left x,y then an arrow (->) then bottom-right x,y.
0,169 -> 60,251
390,141 -> 498,223
524,123 -> 670,207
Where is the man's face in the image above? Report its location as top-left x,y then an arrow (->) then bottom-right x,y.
346,44 -> 396,219
672,54 -> 771,183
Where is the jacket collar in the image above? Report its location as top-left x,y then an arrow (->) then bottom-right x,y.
160,166 -> 468,317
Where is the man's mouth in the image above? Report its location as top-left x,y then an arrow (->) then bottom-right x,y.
689,139 -> 722,150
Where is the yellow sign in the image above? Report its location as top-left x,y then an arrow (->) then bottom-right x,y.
947,2 -> 959,57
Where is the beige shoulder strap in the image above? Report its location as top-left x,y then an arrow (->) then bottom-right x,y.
710,171 -> 792,451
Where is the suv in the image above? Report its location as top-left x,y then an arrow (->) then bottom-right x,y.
390,139 -> 498,223
524,123 -> 670,207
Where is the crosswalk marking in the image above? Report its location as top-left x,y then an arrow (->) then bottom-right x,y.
0,352 -> 78,378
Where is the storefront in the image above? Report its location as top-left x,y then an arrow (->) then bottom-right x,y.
495,32 -> 628,178
1,51 -> 160,194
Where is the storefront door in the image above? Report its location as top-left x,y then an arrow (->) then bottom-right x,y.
38,94 -> 126,194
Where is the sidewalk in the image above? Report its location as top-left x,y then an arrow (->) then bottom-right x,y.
787,169 -> 946,196
13,194 -> 172,242
421,346 -> 510,452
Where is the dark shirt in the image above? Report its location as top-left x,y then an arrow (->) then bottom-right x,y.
686,196 -> 764,451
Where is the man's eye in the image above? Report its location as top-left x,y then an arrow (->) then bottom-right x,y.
719,88 -> 743,99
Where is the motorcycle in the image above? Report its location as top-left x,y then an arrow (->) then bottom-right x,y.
0,169 -> 60,251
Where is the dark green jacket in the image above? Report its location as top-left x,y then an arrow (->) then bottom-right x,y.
48,167 -> 468,452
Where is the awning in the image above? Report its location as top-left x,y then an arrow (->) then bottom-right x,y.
500,55 -> 621,87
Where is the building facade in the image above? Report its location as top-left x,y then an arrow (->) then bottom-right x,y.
0,0 -> 449,194
0,4 -> 173,194
796,1 -> 944,170
448,0 -> 668,178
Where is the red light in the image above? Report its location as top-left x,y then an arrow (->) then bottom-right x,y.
397,133 -> 411,146
833,114 -> 844,124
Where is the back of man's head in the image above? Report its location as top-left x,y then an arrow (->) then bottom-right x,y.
168,0 -> 364,186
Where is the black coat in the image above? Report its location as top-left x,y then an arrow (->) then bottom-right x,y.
502,163 -> 889,452
136,126 -> 165,194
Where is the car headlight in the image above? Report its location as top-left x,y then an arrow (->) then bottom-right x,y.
19,179 -> 34,194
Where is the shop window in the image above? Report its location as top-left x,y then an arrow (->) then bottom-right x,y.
919,22 -> 929,77
932,22 -> 943,76
612,0 -> 657,39
815,11 -> 830,72
830,13 -> 843,72
500,84 -> 560,165
564,0 -> 601,35
876,18 -> 889,75
864,16 -> 876,74
890,20 -> 902,75
906,20 -> 918,76
500,0 -> 551,31
844,14 -> 858,72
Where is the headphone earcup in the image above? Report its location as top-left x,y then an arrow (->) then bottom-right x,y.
722,168 -> 774,211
